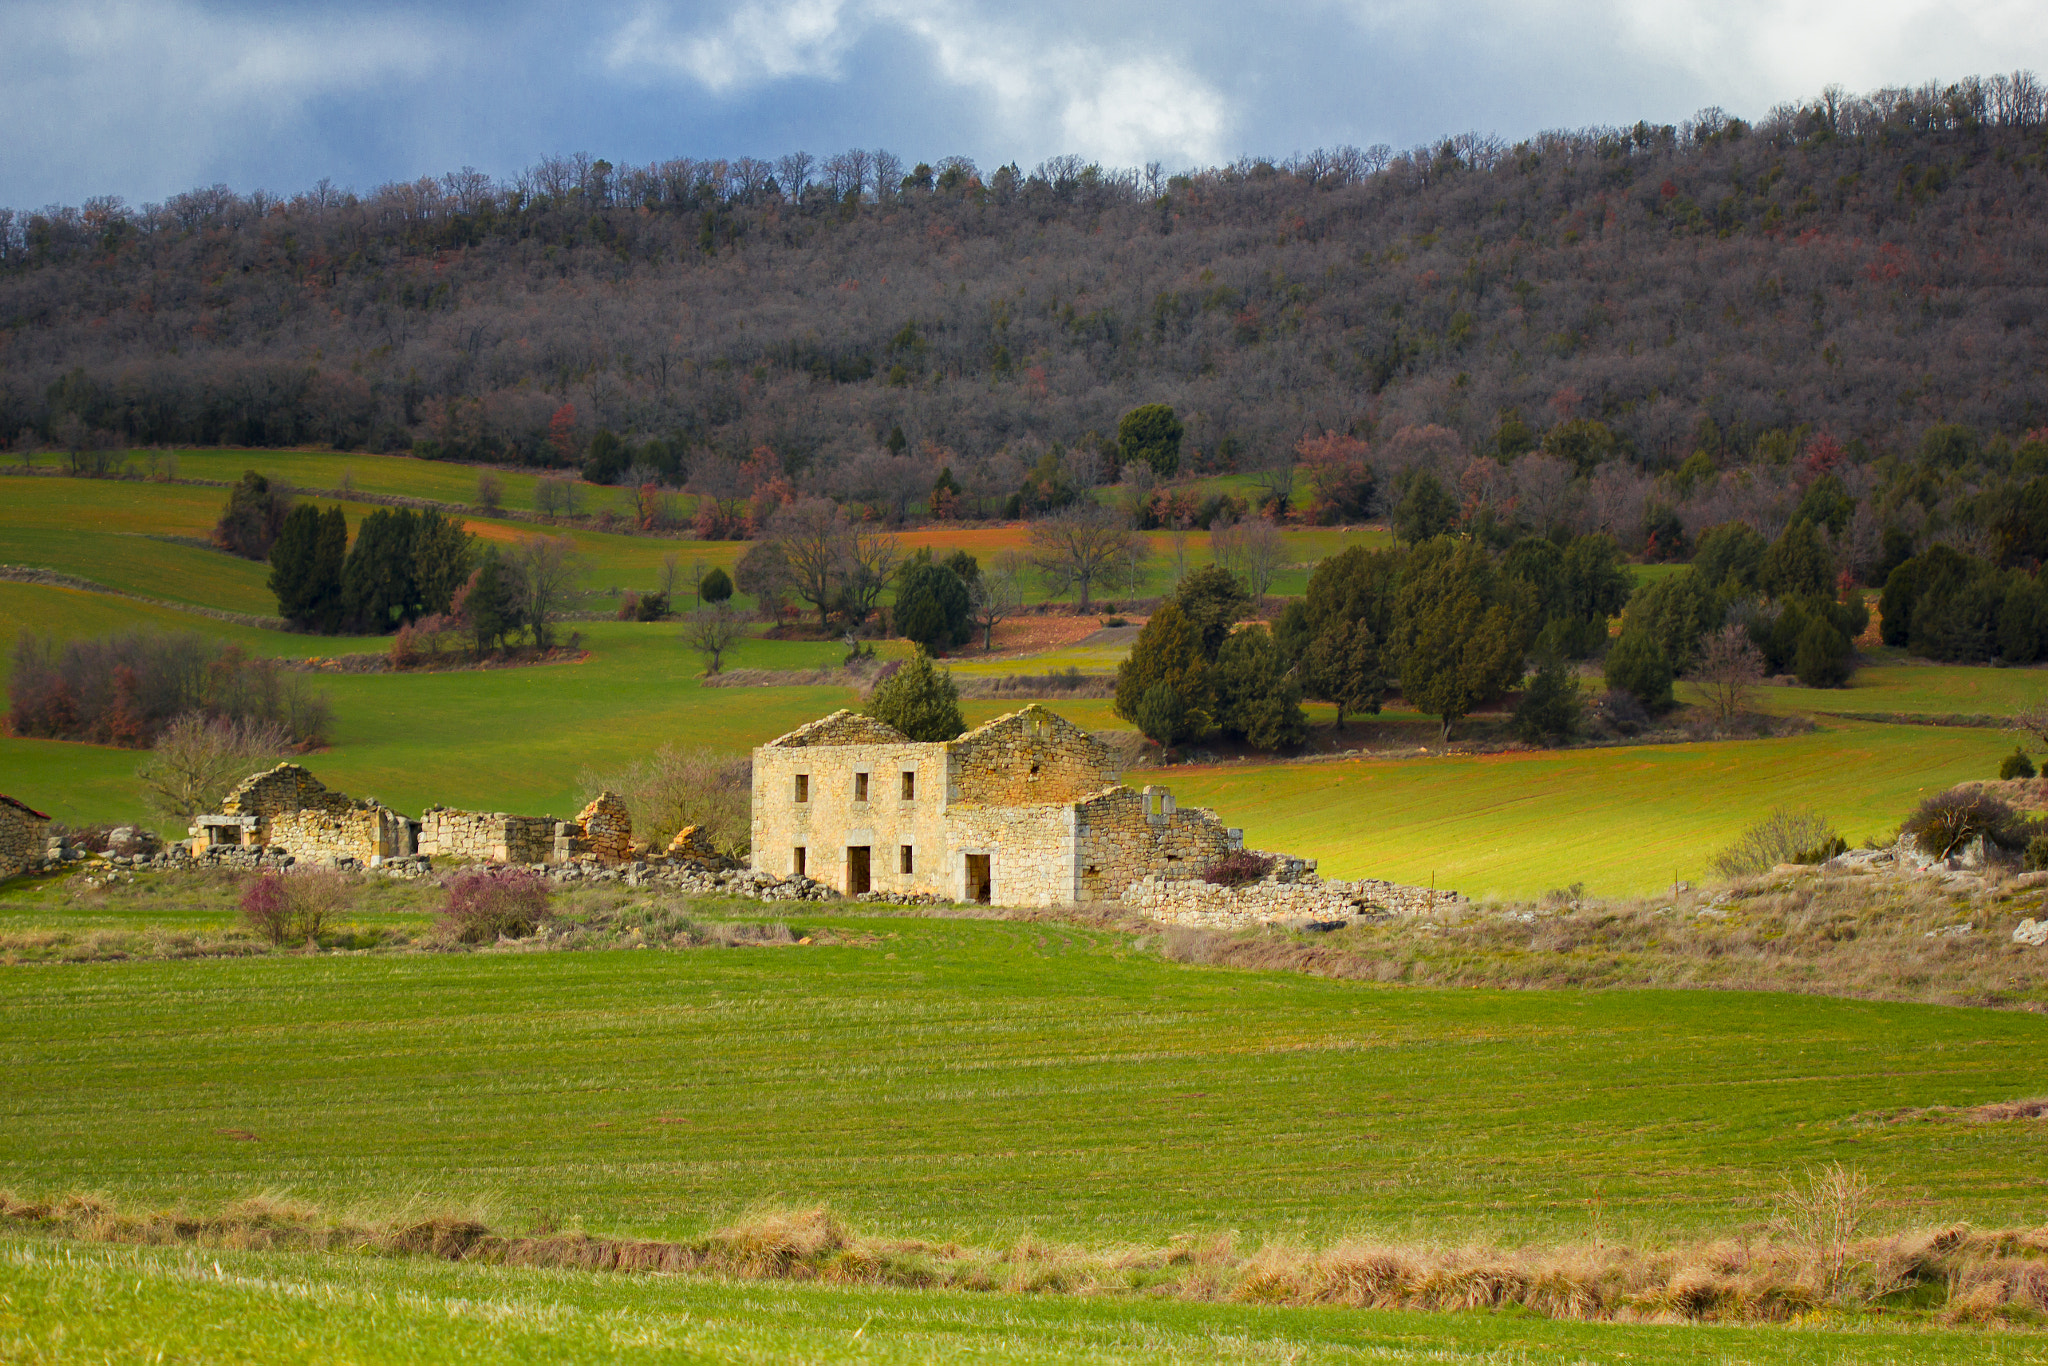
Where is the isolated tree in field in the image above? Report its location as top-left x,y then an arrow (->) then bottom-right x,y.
698,566 -> 733,604
472,470 -> 504,512
508,534 -> 584,650
894,553 -> 972,652
969,556 -> 1023,650
735,541 -> 791,618
1302,618 -> 1386,730
1029,505 -> 1144,611
685,603 -> 745,676
213,470 -> 293,560
1118,403 -> 1183,478
1113,602 -> 1213,743
767,498 -> 849,626
136,713 -> 292,822
1687,623 -> 1765,723
268,504 -> 346,632
865,648 -> 965,741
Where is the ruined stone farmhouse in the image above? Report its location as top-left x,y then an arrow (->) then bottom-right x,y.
749,706 -> 1243,906
191,765 -> 643,869
0,794 -> 51,879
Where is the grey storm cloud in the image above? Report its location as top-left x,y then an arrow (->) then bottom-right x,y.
3,0 -> 2046,204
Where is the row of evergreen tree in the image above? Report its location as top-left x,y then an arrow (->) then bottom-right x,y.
269,504 -> 474,635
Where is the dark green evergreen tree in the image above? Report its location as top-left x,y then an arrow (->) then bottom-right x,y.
894,556 -> 972,652
411,509 -> 475,618
864,648 -> 965,741
213,470 -> 292,560
1760,517 -> 1835,599
1212,625 -> 1308,751
268,503 -> 347,632
1513,655 -> 1584,744
1301,618 -> 1386,730
698,566 -> 734,603
1391,469 -> 1458,545
1170,564 -> 1252,660
1113,602 -> 1213,739
1604,626 -> 1675,711
1117,403 -> 1183,478
461,552 -> 520,654
341,507 -> 420,633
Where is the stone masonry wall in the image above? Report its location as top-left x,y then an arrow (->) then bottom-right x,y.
418,807 -> 557,864
947,707 -> 1117,806
942,804 -> 1078,905
1074,785 -> 1238,903
269,802 -> 413,864
0,796 -> 50,879
751,734 -> 953,896
1123,872 -> 1465,926
221,764 -> 350,827
575,792 -> 634,862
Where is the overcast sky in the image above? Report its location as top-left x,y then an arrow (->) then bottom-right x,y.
5,0 -> 2046,207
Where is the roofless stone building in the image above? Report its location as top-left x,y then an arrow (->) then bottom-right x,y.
749,705 -> 1242,906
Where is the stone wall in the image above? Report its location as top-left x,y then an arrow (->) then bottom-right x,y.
418,807 -> 558,864
942,803 -> 1079,905
751,710 -> 954,897
575,792 -> 634,862
0,795 -> 50,879
948,707 -> 1118,806
270,802 -> 413,864
197,764 -> 415,864
1073,785 -> 1239,903
1123,871 -> 1465,926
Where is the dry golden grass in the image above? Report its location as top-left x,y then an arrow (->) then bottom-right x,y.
9,1186 -> 2048,1325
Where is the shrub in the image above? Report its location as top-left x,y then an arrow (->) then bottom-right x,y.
1902,789 -> 2024,859
2027,835 -> 2048,872
698,566 -> 734,604
1713,808 -> 1841,878
616,590 -> 640,621
579,745 -> 752,857
2000,747 -> 2037,780
438,868 -> 552,943
635,592 -> 670,621
10,630 -> 330,748
1596,688 -> 1650,737
239,867 -> 352,945
1202,850 -> 1275,887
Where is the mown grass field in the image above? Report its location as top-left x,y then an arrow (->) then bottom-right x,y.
4,1234 -> 2039,1364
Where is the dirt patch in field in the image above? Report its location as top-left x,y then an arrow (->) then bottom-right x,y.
973,613 -> 1139,658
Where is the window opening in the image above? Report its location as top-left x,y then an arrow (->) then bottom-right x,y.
900,845 -> 914,875
901,770 -> 916,800
854,772 -> 869,802
793,847 -> 806,877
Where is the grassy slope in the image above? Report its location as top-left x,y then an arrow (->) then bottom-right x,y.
3,919 -> 2046,1247
0,1236 -> 2029,1365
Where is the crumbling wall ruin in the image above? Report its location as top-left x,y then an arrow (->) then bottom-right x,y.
417,808 -> 557,864
1122,872 -> 1465,926
193,765 -> 415,865
0,795 -> 51,879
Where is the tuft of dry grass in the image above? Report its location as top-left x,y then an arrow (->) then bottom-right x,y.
9,1185 -> 2048,1325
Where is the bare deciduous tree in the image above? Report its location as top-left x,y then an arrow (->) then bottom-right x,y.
685,603 -> 745,676
1029,506 -> 1145,612
135,712 -> 291,822
509,534 -> 585,649
765,497 -> 846,626
969,556 -> 1024,650
1687,623 -> 1766,724
1213,517 -> 1286,597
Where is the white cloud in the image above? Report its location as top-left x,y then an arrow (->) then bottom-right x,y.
607,0 -> 854,93
1,0 -> 445,200
1604,0 -> 2048,107
605,0 -> 1229,166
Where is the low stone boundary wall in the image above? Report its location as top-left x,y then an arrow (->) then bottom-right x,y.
1122,871 -> 1463,927
419,808 -> 557,864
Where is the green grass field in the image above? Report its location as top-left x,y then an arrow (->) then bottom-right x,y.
4,917 -> 2045,1245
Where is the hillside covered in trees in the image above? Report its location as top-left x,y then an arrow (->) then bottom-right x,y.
3,74 -> 2046,522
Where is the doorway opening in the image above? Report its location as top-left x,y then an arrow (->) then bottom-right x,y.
965,853 -> 991,904
846,845 -> 871,895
